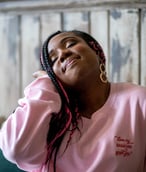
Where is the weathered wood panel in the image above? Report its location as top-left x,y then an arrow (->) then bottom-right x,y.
63,11 -> 89,32
109,9 -> 139,83
1,0 -> 139,1
141,9 -> 146,86
0,3 -> 146,118
1,0 -> 146,15
0,14 -> 20,116
21,15 -> 40,91
40,13 -> 61,43
90,11 -> 109,76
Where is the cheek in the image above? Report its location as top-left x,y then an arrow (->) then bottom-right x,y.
74,44 -> 97,59
52,64 -> 65,82
52,64 -> 61,77
74,44 -> 88,54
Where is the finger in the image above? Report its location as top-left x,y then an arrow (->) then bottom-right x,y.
33,70 -> 47,78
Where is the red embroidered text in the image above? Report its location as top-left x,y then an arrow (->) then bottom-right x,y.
114,136 -> 134,157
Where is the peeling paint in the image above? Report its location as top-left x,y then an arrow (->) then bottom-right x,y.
34,46 -> 40,61
3,27 -> 6,34
111,37 -> 131,81
34,16 -> 40,22
141,9 -> 146,23
82,12 -> 88,21
127,10 -> 138,14
111,10 -> 122,20
7,17 -> 19,64
63,13 -> 67,25
127,58 -> 133,82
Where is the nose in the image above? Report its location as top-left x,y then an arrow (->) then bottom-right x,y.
58,49 -> 72,63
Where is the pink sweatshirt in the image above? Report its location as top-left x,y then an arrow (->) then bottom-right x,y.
0,75 -> 146,172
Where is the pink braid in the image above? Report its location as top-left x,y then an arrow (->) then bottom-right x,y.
89,41 -> 106,64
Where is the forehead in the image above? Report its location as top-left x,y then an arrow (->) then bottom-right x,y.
48,32 -> 83,50
50,32 -> 80,42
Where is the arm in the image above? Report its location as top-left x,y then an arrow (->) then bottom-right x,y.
0,75 -> 61,171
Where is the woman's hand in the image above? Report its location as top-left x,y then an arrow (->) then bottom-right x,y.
33,70 -> 47,78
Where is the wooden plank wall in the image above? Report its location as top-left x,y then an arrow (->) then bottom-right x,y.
0,0 -> 146,117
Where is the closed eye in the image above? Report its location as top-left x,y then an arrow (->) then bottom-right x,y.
66,41 -> 77,48
51,57 -> 58,66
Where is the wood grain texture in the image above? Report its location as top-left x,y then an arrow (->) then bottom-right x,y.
0,3 -> 145,117
1,1 -> 146,14
21,15 -> 40,90
90,11 -> 109,76
141,9 -> 146,86
109,9 -> 139,83
63,11 -> 89,32
0,14 -> 20,116
40,13 -> 61,43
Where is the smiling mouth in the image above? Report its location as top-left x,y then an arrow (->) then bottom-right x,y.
63,56 -> 80,71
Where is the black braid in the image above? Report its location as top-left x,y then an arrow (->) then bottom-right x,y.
41,31 -> 80,172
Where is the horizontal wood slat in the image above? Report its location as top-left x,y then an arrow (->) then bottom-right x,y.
0,1 -> 146,14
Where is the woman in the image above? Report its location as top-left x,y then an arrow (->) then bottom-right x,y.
0,30 -> 146,172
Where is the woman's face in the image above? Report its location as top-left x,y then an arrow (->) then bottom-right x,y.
48,32 -> 100,88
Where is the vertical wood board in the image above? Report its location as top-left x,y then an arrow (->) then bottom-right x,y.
0,14 -> 20,116
90,11 -> 109,76
21,15 -> 40,91
109,9 -> 139,83
141,9 -> 146,86
63,11 -> 89,32
40,13 -> 62,44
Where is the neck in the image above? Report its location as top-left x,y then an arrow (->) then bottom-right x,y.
76,82 -> 110,119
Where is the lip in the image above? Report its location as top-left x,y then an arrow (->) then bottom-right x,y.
63,56 -> 80,72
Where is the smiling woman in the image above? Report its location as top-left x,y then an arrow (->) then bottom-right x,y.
0,30 -> 146,172
47,31 -> 101,87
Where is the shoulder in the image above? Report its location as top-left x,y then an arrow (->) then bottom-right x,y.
111,82 -> 146,110
112,82 -> 146,96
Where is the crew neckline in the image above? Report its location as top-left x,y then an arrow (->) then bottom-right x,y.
82,82 -> 117,120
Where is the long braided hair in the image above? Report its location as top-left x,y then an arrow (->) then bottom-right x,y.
41,30 -> 106,171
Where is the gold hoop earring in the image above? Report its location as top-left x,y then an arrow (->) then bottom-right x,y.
99,63 -> 108,83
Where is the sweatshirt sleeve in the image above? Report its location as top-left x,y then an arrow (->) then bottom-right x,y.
0,75 -> 61,171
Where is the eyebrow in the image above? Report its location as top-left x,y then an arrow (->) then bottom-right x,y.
49,36 -> 77,56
